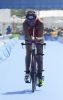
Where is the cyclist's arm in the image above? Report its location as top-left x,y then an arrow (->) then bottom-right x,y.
36,22 -> 44,42
38,21 -> 44,36
23,21 -> 31,41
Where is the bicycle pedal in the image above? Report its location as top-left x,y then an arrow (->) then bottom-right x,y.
24,75 -> 31,83
42,69 -> 45,72
25,78 -> 31,83
37,80 -> 44,87
37,84 -> 42,87
25,81 -> 31,83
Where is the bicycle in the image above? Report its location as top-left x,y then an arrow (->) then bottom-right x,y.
21,36 -> 46,92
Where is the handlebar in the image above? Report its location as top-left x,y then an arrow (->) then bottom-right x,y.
21,42 -> 46,46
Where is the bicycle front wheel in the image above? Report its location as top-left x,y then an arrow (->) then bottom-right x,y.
31,73 -> 36,92
31,55 -> 37,92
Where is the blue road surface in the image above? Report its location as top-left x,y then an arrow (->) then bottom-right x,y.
0,36 -> 63,100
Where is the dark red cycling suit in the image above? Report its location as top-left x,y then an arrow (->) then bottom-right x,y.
23,19 -> 44,38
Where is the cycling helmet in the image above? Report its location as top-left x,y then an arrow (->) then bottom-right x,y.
26,10 -> 37,20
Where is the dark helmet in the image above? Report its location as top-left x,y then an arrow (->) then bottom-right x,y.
26,10 -> 37,20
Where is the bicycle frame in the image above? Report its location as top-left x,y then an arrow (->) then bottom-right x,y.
30,29 -> 38,92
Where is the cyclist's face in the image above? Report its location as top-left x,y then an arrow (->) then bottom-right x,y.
27,19 -> 36,27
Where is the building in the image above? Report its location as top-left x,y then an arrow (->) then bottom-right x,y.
0,9 -> 11,34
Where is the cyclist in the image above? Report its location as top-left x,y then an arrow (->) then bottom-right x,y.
23,10 -> 44,87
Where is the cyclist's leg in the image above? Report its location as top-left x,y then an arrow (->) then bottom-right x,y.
24,41 -> 31,82
25,34 -> 31,73
25,42 -> 31,73
36,43 -> 43,86
37,45 -> 43,79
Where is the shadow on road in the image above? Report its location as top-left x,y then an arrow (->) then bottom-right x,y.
2,89 -> 40,95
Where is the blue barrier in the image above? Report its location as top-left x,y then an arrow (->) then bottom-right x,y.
0,38 -> 18,63
44,35 -> 63,44
44,35 -> 58,41
57,36 -> 63,44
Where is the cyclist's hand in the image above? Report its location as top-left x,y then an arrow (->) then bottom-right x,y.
35,37 -> 43,43
31,36 -> 35,40
36,36 -> 44,40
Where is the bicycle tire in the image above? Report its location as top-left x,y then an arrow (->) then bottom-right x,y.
31,54 -> 37,92
32,74 -> 36,92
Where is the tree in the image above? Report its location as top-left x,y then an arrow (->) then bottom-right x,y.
11,9 -> 26,17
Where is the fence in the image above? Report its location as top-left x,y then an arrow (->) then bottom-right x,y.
0,38 -> 18,63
